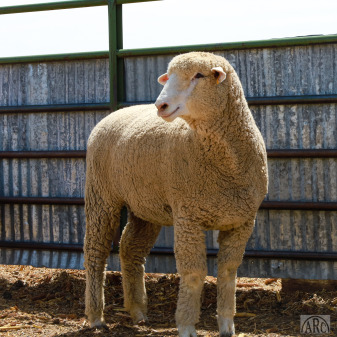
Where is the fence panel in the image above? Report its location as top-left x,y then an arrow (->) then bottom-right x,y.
1,39 -> 337,279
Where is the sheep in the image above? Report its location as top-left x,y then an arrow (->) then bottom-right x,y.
84,51 -> 268,337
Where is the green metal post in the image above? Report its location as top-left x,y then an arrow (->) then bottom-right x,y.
108,0 -> 118,111
107,0 -> 124,110
107,0 -> 126,250
116,4 -> 125,104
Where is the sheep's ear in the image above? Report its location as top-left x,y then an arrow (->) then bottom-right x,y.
158,73 -> 169,85
211,67 -> 226,84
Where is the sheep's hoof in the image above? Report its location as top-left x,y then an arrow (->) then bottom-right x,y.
218,316 -> 234,337
220,333 -> 234,337
130,307 -> 148,325
135,318 -> 148,326
177,325 -> 197,337
90,318 -> 109,330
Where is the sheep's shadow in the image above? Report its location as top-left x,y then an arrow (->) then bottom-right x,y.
0,270 -> 130,324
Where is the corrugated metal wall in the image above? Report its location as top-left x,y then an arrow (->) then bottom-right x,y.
1,42 -> 337,279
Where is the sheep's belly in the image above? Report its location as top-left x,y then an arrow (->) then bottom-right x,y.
124,189 -> 257,230
126,197 -> 174,227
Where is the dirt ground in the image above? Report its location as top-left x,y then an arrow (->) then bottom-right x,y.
0,265 -> 336,336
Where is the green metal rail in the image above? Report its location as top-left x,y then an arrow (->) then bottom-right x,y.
0,0 -> 158,14
1,35 -> 337,65
117,34 -> 337,57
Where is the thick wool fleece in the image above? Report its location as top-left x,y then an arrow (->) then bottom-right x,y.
84,52 -> 268,336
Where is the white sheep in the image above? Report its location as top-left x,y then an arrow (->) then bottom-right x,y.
84,51 -> 268,337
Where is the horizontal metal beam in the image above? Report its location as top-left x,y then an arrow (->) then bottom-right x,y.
0,103 -> 110,113
267,149 -> 337,158
1,35 -> 337,65
0,0 -> 107,15
151,247 -> 337,261
1,149 -> 337,159
0,51 -> 109,65
0,197 -> 84,205
117,34 -> 337,57
246,94 -> 337,106
117,0 -> 161,4
0,241 -> 336,261
1,197 -> 337,210
0,102 -> 133,113
0,151 -> 86,159
0,241 -> 84,251
0,0 -> 160,15
260,201 -> 337,211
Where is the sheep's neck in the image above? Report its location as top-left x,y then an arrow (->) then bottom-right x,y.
194,103 -> 258,176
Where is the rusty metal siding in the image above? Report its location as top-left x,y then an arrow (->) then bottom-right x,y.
1,42 -> 337,279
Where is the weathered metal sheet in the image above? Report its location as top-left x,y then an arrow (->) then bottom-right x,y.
0,110 -> 110,151
238,258 -> 337,280
124,55 -> 171,102
0,59 -> 110,106
251,104 -> 337,150
248,210 -> 337,253
0,204 -> 85,244
267,158 -> 337,202
123,44 -> 337,102
0,159 -> 86,198
0,248 -> 86,270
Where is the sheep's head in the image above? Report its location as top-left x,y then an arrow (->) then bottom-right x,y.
155,52 -> 231,124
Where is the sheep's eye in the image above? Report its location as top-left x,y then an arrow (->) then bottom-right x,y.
194,73 -> 205,79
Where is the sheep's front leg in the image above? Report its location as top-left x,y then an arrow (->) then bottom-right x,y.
120,213 -> 162,324
217,220 -> 254,337
174,221 -> 207,337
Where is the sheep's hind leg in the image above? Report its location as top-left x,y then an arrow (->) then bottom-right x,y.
84,195 -> 121,329
174,222 -> 207,337
119,212 -> 162,324
217,220 -> 254,337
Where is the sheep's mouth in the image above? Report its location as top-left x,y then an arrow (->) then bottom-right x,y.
159,106 -> 180,119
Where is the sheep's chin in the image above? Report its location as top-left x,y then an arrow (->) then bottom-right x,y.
158,107 -> 182,122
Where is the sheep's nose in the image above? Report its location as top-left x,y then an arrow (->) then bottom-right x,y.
155,102 -> 169,114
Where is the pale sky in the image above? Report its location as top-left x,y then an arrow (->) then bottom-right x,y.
0,0 -> 337,57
